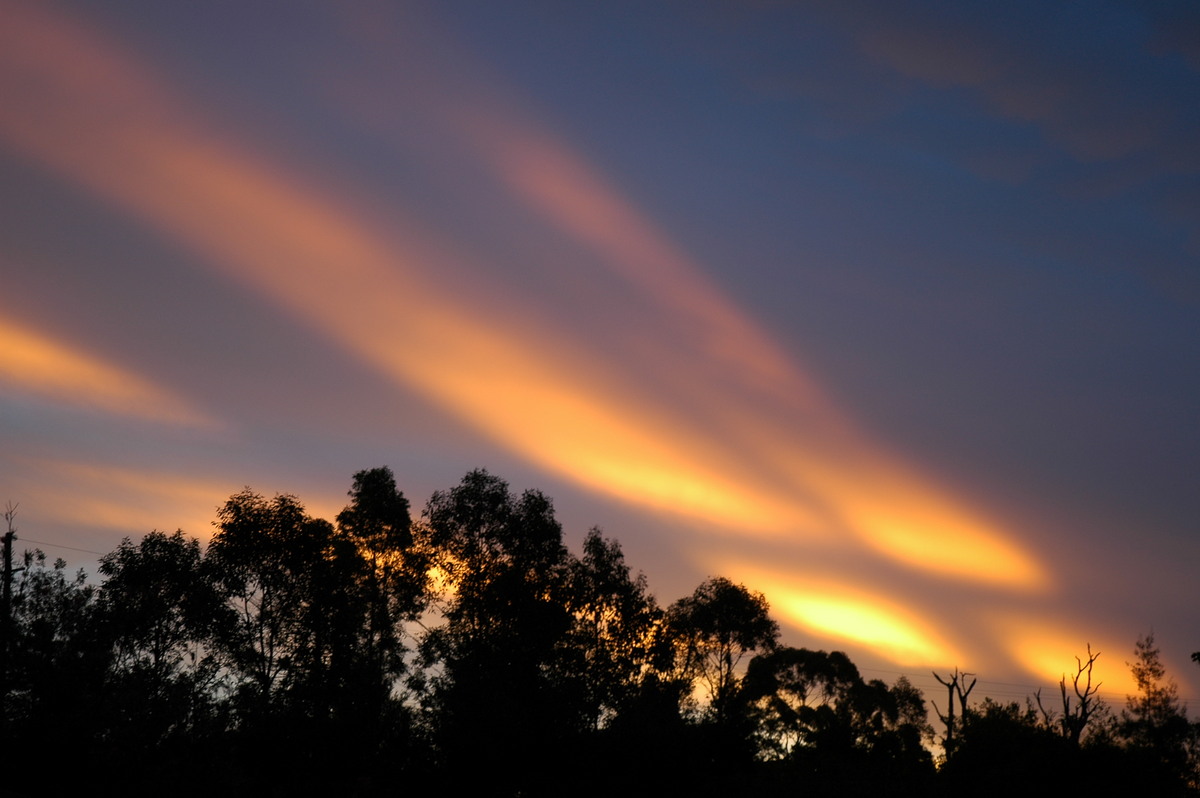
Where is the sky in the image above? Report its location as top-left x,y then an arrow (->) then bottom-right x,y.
2,0 -> 1198,707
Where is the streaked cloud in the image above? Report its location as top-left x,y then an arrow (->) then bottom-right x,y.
0,0 -> 1046,609
11,457 -> 345,545
0,316 -> 214,427
710,559 -> 961,667
12,458 -> 233,541
786,453 -> 1045,589
441,72 -> 1046,589
990,614 -> 1144,700
475,121 -> 820,405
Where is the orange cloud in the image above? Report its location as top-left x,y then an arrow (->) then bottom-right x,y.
0,1 -> 1046,596
708,559 -> 961,667
445,93 -> 1046,589
16,458 -> 347,545
13,459 -> 234,541
990,615 -> 1142,700
480,125 -> 821,405
0,1 -> 822,539
785,451 -> 1046,589
0,317 -> 213,426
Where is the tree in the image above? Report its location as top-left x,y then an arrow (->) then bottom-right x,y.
939,698 -> 1071,797
5,550 -> 108,793
207,490 -> 321,706
745,647 -> 860,759
551,529 -> 667,730
97,530 -> 223,751
335,467 -> 427,743
206,490 -> 385,758
206,486 -> 409,791
1119,633 -> 1196,786
743,647 -> 933,793
1033,644 -> 1107,746
417,469 -> 575,795
931,667 -> 976,753
666,576 -> 779,725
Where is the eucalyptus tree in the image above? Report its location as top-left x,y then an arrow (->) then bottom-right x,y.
665,576 -> 779,725
205,489 -> 373,724
336,467 -> 426,676
417,469 -> 576,794
97,529 -> 223,748
333,466 -> 430,767
743,647 -> 933,788
555,528 -> 666,732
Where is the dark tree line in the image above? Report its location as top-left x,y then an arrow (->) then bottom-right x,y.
1,469 -> 1197,796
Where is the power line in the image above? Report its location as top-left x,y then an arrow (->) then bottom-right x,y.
15,537 -> 107,557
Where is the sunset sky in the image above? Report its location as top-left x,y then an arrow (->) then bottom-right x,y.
2,0 -> 1198,706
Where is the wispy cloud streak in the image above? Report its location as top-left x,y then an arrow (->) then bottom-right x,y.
408,34 -> 1046,590
0,316 -> 213,426
0,0 -> 1045,645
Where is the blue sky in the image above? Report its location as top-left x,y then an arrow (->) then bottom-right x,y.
2,0 -> 1198,703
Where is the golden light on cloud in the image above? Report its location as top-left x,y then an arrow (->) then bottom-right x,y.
709,560 -> 959,666
22,459 -> 235,540
787,455 -> 1047,590
992,616 -> 1141,699
0,318 -> 212,426
48,461 -> 227,506
19,458 -> 344,545
0,1 -> 1047,599
0,1 -> 821,540
371,324 -> 821,534
450,88 -> 1046,591
779,593 -> 948,664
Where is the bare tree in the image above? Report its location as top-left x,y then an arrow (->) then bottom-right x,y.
1035,644 -> 1104,745
932,667 -> 976,750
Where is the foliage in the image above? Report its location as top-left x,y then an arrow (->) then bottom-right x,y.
4,551 -> 108,792
666,575 -> 778,724
2,469 -> 1198,796
334,467 -> 426,734
556,528 -> 666,731
97,530 -> 224,751
1118,633 -> 1198,787
416,469 -> 576,794
744,647 -> 933,793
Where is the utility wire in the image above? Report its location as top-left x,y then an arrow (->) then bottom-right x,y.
15,537 -> 107,557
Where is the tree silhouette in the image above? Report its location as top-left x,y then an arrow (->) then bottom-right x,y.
97,530 -> 223,755
207,490 -> 321,706
5,550 -> 108,793
656,577 -> 779,792
7,469 -> 1200,796
555,528 -> 665,732
932,666 -> 976,754
1119,633 -> 1197,787
1033,644 -> 1107,746
666,576 -> 778,725
334,467 -> 427,761
417,469 -> 575,796
743,647 -> 933,795
205,488 -> 386,790
938,698 -> 1071,796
